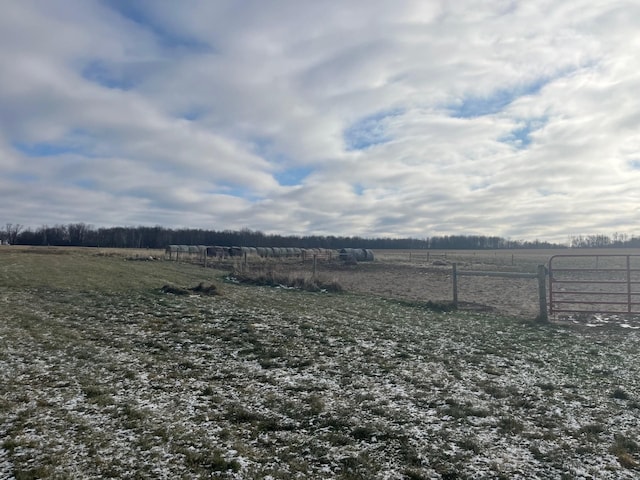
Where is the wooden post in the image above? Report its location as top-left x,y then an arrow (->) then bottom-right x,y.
537,264 -> 548,322
244,252 -> 248,270
203,250 -> 207,268
452,263 -> 458,308
313,254 -> 317,278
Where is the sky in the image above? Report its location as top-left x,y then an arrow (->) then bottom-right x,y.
2,0 -> 640,243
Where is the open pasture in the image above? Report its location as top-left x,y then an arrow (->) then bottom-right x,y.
1,247 -> 640,478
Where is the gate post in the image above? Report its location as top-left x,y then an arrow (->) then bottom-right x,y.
537,264 -> 548,323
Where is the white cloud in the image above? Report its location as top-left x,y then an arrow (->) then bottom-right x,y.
1,0 -> 640,242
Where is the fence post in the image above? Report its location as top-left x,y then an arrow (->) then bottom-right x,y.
452,263 -> 458,308
537,264 -> 548,322
627,255 -> 632,314
313,254 -> 317,278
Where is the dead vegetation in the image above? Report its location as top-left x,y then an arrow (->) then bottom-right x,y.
161,282 -> 220,296
229,265 -> 343,293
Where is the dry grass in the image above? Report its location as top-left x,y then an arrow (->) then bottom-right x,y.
230,264 -> 343,293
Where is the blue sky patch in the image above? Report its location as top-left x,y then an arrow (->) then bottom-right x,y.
249,137 -> 311,186
250,137 -> 288,162
629,160 -> 640,169
344,109 -> 403,151
499,117 -> 547,150
14,141 -> 74,157
81,60 -> 135,90
450,77 -> 551,118
10,172 -> 38,183
13,130 -> 96,158
510,124 -> 534,148
181,108 -> 208,122
103,0 -> 213,53
275,167 -> 312,186
216,184 -> 261,201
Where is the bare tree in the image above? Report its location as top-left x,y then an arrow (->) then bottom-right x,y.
5,223 -> 23,245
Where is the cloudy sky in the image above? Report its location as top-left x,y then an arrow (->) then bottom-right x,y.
2,0 -> 639,242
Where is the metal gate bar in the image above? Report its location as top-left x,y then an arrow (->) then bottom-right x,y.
548,254 -> 640,315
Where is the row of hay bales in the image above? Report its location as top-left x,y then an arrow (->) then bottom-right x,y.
165,245 -> 336,261
165,245 -> 206,254
165,245 -> 205,261
206,246 -> 335,259
338,248 -> 375,262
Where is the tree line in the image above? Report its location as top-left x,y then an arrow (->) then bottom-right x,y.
0,222 -> 554,249
2,222 -> 639,250
568,233 -> 640,248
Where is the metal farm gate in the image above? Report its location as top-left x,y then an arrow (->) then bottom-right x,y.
548,254 -> 640,315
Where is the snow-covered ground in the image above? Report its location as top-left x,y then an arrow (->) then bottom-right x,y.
1,281 -> 639,479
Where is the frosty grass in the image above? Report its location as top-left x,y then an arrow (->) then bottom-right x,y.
1,252 -> 639,479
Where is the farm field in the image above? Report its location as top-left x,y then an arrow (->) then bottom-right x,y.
1,246 -> 640,478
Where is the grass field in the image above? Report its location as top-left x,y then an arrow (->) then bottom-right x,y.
1,247 -> 640,478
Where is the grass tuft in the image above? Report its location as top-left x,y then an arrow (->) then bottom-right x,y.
161,282 -> 220,296
611,434 -> 640,469
161,284 -> 190,295
611,387 -> 630,400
